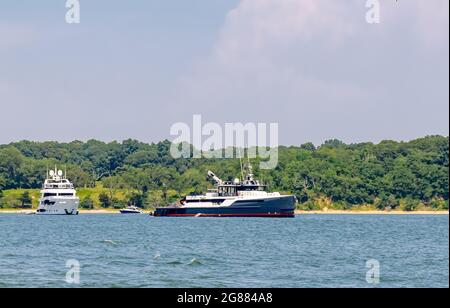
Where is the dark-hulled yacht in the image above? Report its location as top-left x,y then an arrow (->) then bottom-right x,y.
153,164 -> 295,218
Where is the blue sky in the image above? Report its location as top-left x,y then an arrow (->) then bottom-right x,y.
0,0 -> 448,145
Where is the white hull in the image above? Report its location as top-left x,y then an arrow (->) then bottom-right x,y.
36,198 -> 79,215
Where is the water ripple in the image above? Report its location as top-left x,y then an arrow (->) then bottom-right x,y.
0,214 -> 447,288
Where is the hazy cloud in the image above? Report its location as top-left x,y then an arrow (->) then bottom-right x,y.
171,0 -> 449,145
0,23 -> 39,50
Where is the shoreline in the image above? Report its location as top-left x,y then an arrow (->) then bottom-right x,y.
295,210 -> 449,215
0,209 -> 151,214
0,209 -> 448,215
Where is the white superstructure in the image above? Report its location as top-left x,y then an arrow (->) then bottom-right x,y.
36,167 -> 79,215
182,168 -> 282,208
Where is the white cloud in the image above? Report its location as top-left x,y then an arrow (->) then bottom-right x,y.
211,0 -> 360,71
201,0 -> 449,76
170,0 -> 449,144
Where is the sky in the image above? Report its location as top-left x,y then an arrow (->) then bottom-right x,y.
0,0 -> 448,146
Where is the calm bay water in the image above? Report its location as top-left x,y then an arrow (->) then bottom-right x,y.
0,214 -> 448,288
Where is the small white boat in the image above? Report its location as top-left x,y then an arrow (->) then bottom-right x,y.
120,206 -> 142,214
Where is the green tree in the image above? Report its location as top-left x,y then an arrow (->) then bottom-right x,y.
0,175 -> 5,189
146,190 -> 165,209
98,192 -> 112,208
322,139 -> 346,148
19,191 -> 33,209
112,198 -> 126,209
0,147 -> 24,189
300,142 -> 316,151
0,174 -> 5,208
429,199 -> 448,210
1,136 -> 448,211
402,198 -> 420,212
0,189 -> 4,209
68,166 -> 92,188
80,197 -> 94,209
175,169 -> 208,194
376,194 -> 399,210
128,192 -> 145,208
102,176 -> 125,199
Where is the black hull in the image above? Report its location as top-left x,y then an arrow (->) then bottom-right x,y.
153,196 -> 296,218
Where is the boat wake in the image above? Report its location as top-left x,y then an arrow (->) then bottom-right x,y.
187,258 -> 203,266
102,240 -> 119,246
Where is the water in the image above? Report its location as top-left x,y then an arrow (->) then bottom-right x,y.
0,214 -> 448,288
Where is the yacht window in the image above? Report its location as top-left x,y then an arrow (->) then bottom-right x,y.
59,193 -> 74,196
44,193 -> 57,197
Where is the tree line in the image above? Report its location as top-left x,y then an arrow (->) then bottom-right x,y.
0,136 -> 448,210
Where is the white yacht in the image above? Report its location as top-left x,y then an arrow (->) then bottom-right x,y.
36,167 -> 80,215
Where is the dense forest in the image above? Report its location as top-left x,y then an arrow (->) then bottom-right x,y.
0,136 -> 448,211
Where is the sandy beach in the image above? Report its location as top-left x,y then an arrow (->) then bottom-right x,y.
0,209 -> 152,214
295,210 -> 449,215
0,209 -> 447,215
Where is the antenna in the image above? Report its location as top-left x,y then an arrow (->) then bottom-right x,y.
238,147 -> 244,182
